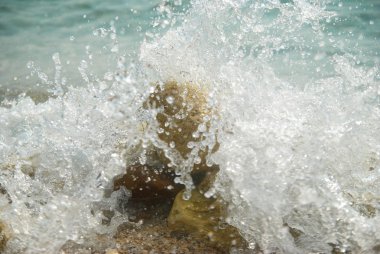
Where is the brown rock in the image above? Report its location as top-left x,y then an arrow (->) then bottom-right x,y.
144,81 -> 219,167
142,81 -> 246,250
60,240 -> 92,254
112,80 -> 246,251
0,221 -> 9,252
113,164 -> 183,204
115,217 -> 226,254
168,189 -> 247,250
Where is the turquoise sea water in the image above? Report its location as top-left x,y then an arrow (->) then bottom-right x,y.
0,0 -> 380,253
0,0 -> 159,98
0,0 -> 378,96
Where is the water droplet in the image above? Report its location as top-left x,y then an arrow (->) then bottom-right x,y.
182,190 -> 192,200
104,72 -> 114,81
111,44 -> 119,53
26,61 -> 34,69
206,159 -> 213,167
52,52 -> 60,65
204,189 -> 215,198
139,154 -> 147,165
187,142 -> 195,148
192,132 -> 200,138
174,0 -> 182,5
93,28 -> 108,37
69,36 -> 75,41
166,96 -> 174,104
198,123 -> 206,132
99,82 -> 107,90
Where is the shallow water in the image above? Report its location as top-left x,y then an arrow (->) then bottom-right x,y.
0,0 -> 379,253
0,0 -> 186,100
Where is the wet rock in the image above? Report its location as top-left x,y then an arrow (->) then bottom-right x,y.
354,203 -> 376,218
142,81 -> 246,250
195,164 -> 220,193
168,189 -> 247,250
115,217 -> 225,254
170,229 -> 190,239
0,154 -> 39,179
112,163 -> 184,223
20,154 -> 40,179
373,244 -> 380,253
144,81 -> 219,166
60,234 -> 115,254
0,183 -> 12,204
105,249 -> 119,254
0,221 -> 9,252
111,156 -> 219,223
113,164 -> 183,204
112,81 -> 246,251
344,192 -> 378,218
285,223 -> 303,241
60,240 -> 92,254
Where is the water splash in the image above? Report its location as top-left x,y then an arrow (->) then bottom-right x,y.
140,0 -> 380,252
1,0 -> 380,253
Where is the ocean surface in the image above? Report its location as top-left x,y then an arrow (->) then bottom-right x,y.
0,0 -> 379,253
0,0 -> 179,100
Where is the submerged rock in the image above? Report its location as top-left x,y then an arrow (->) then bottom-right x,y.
168,188 -> 247,250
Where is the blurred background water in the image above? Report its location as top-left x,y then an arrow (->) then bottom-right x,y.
0,0 -> 190,100
0,0 -> 378,100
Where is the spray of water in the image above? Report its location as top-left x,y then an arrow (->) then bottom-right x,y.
1,0 -> 379,253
